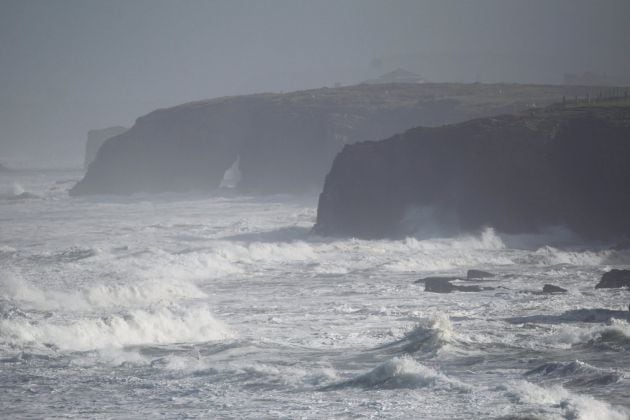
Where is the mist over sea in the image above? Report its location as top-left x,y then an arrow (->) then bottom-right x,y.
0,169 -> 628,419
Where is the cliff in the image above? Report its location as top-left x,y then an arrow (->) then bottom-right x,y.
315,104 -> 630,240
71,83 -> 609,195
84,126 -> 128,170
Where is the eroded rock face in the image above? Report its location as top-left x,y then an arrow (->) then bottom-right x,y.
315,105 -> 630,241
71,83 -> 605,196
595,270 -> 630,289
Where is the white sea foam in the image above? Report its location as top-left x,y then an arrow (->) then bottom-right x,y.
0,305 -> 232,351
3,170 -> 630,418
1,271 -> 206,311
137,241 -> 317,282
504,380 -> 629,420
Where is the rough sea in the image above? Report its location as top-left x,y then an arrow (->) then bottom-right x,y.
1,169 -> 629,419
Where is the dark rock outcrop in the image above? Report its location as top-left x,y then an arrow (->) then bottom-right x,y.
315,105 -> 630,241
84,126 -> 128,170
414,276 -> 461,284
595,269 -> 630,289
70,83 -> 606,196
542,284 -> 567,294
467,270 -> 495,279
424,278 -> 493,293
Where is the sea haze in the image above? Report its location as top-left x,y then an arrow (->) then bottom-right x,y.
1,170 -> 629,418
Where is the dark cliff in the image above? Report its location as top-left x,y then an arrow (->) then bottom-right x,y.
84,126 -> 128,170
71,83 -> 608,195
315,104 -> 630,240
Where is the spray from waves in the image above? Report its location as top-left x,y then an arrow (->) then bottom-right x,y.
525,360 -> 621,387
322,356 -> 470,391
375,313 -> 457,355
399,227 -> 506,251
0,183 -> 41,200
0,304 -> 233,352
379,228 -> 514,272
515,246 -> 613,266
502,380 -> 629,420
1,272 -> 207,311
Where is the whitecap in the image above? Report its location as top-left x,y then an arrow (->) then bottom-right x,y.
0,304 -> 233,351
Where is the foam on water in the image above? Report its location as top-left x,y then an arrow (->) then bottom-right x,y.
2,170 -> 630,418
1,271 -> 207,311
503,380 -> 630,420
0,304 -> 232,351
519,246 -> 613,266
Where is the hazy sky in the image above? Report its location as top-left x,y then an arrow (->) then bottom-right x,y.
1,0 -> 629,167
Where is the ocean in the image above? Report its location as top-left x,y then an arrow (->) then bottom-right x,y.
1,169 -> 629,419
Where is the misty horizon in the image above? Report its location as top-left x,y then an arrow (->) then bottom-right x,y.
1,0 -> 630,167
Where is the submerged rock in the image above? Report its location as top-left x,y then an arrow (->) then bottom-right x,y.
467,270 -> 495,279
542,284 -> 567,294
595,269 -> 630,289
424,278 -> 456,293
414,276 -> 461,284
315,105 -> 630,241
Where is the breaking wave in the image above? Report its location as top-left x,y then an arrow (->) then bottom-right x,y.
503,380 -> 629,420
525,360 -> 621,387
1,272 -> 207,311
0,304 -> 232,351
543,319 -> 630,351
376,313 -> 456,354
323,356 -> 470,391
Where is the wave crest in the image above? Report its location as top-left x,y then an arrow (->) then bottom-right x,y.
377,313 -> 456,354
0,305 -> 233,351
525,360 -> 621,387
323,356 -> 470,391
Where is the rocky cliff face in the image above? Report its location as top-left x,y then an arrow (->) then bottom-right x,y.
71,83 -> 607,195
84,126 -> 128,170
315,105 -> 630,240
